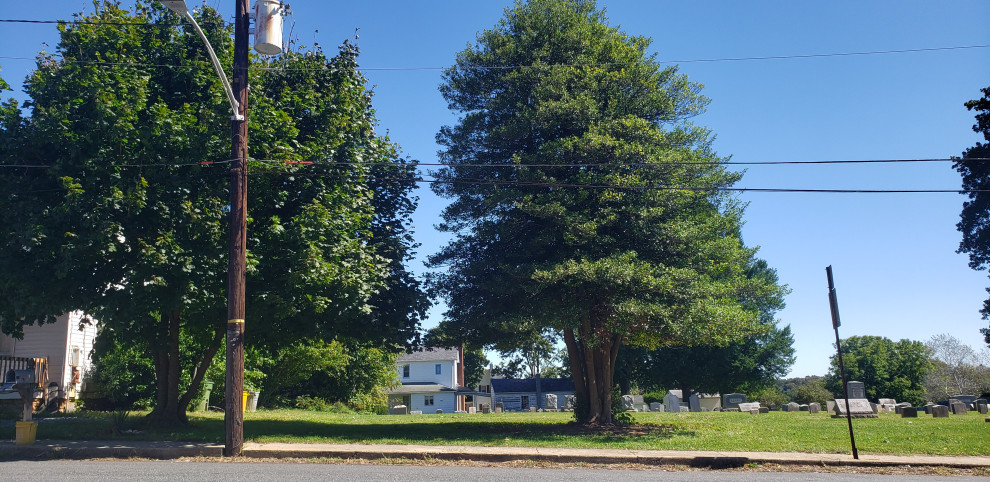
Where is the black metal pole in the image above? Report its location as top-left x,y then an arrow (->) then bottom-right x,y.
826,265 -> 858,460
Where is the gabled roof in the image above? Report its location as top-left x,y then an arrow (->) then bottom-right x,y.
491,378 -> 575,393
396,347 -> 460,363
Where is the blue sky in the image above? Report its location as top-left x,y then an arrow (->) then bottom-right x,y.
2,1 -> 989,378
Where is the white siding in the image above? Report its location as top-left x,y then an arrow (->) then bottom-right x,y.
397,360 -> 457,387
5,311 -> 97,395
409,392 -> 457,414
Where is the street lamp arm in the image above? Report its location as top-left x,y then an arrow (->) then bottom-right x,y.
182,10 -> 244,121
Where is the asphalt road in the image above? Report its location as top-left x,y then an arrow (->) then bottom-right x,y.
0,461 -> 985,481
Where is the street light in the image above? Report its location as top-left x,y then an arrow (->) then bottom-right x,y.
160,0 -> 282,456
161,1 -> 242,121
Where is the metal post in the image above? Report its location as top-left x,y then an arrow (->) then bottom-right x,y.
224,0 -> 249,457
826,265 -> 858,460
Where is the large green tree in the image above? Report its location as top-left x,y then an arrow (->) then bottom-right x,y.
0,2 -> 422,424
620,258 -> 794,397
429,0 -> 785,425
823,336 -> 933,405
954,86 -> 990,346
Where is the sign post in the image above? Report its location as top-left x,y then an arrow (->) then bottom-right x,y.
826,265 -> 858,460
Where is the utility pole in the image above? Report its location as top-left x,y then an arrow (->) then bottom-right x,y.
225,0 -> 250,457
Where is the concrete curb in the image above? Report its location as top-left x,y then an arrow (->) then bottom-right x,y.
2,441 -> 988,469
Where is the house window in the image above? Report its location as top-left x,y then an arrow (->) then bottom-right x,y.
424,395 -> 434,406
435,364 -> 441,375
402,364 -> 410,378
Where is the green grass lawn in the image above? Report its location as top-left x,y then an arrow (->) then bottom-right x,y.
19,409 -> 990,456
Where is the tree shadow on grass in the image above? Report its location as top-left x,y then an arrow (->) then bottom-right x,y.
242,419 -> 697,446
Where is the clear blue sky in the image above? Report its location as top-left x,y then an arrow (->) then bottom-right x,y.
2,1 -> 988,378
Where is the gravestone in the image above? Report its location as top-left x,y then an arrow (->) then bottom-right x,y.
930,405 -> 949,418
664,391 -> 682,413
723,393 -> 747,410
923,402 -> 936,414
952,395 -> 977,408
894,402 -> 911,414
878,398 -> 897,412
455,410 -> 467,414
976,399 -> 988,415
688,393 -> 702,412
826,400 -> 836,415
630,394 -> 646,411
564,395 -> 576,411
650,402 -> 664,412
808,403 -> 821,414
622,395 -> 636,411
436,409 -> 443,414
496,402 -> 504,412
495,406 -> 503,413
389,404 -> 408,415
482,404 -> 491,414
784,402 -> 801,412
468,406 -> 476,414
759,407 -> 770,414
950,402 -> 968,415
799,404 -> 809,412
832,399 -> 877,418
847,381 -> 866,399
870,402 -> 879,414
750,409 -> 760,415
410,410 -> 423,415
737,402 -> 761,412
900,407 -> 918,418
545,393 -> 558,411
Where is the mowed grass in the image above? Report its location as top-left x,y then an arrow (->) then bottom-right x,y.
23,409 -> 990,456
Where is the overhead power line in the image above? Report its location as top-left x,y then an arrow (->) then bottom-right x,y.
2,157 -> 984,170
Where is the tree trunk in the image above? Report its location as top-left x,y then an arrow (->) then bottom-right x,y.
177,325 -> 224,413
564,309 -> 623,426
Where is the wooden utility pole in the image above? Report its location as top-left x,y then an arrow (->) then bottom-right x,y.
225,0 -> 250,457
826,265 -> 858,460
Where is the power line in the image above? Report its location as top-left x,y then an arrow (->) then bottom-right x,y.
2,157 -> 984,170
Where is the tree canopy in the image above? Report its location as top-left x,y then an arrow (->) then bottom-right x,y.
428,0 -> 786,425
823,336 -> 933,406
620,258 -> 794,397
0,2 -> 424,423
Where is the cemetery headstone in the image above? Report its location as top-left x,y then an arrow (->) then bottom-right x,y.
826,400 -> 836,415
630,394 -> 646,411
799,404 -> 809,412
663,391 -> 681,413
688,393 -> 702,412
808,403 -> 821,414
901,407 -> 918,418
847,381 -> 866,399
436,409 -> 443,414
784,402 -> 801,412
951,402 -> 968,415
759,407 -> 770,414
952,395 -> 978,408
545,393 -> 558,411
723,393 -> 747,410
650,402 -> 664,412
482,404 -> 491,414
930,405 -> 949,418
832,399 -> 878,418
411,410 -> 423,415
976,399 -> 988,415
622,395 -> 636,411
468,407 -> 477,414
389,404 -> 408,415
564,395 -> 576,411
737,402 -> 761,412
750,409 -> 760,415
496,402 -> 504,412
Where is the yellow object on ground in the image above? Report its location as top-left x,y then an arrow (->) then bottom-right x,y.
15,421 -> 37,445
242,391 -> 249,412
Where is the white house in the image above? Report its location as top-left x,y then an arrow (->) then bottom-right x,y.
0,311 -> 97,404
388,347 -> 473,413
